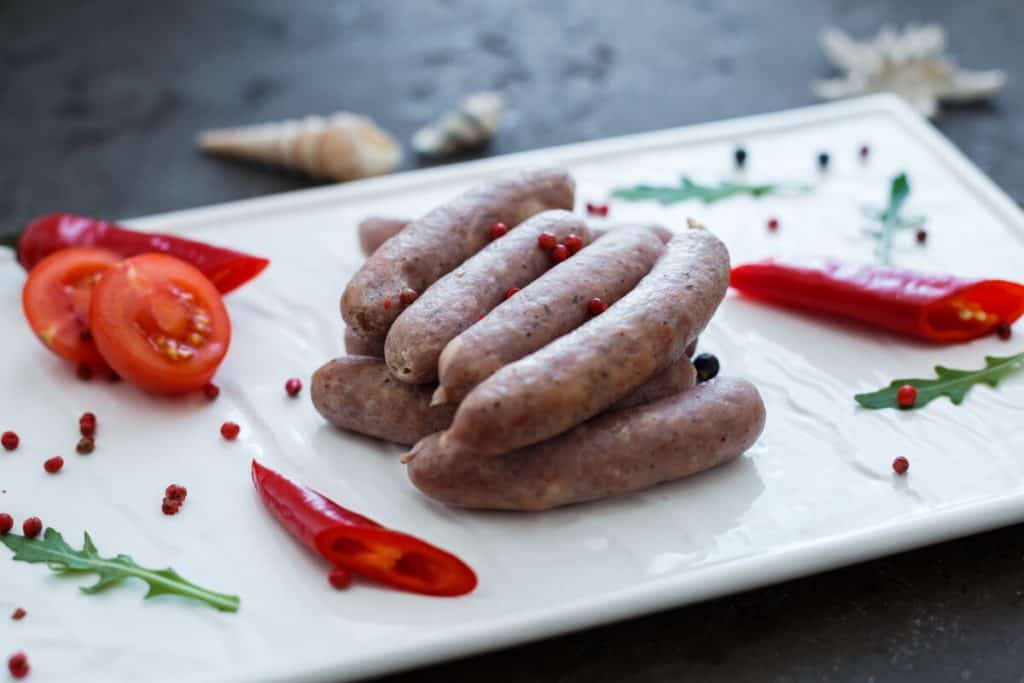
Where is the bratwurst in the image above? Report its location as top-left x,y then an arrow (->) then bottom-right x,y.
434,226 -> 666,404
441,219 -> 730,455
406,377 -> 766,511
341,169 -> 575,341
357,217 -> 409,256
386,210 -> 590,384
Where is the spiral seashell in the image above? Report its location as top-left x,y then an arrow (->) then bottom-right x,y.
412,91 -> 504,158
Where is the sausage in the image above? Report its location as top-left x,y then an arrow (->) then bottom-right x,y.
341,169 -> 575,341
358,217 -> 409,256
312,355 -> 695,447
441,219 -> 730,455
434,226 -> 666,404
685,338 -> 698,357
344,327 -> 385,357
405,377 -> 766,511
311,356 -> 455,446
385,210 -> 590,384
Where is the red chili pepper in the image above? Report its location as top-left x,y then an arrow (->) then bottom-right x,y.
251,461 -> 477,597
730,258 -> 1024,343
7,213 -> 269,295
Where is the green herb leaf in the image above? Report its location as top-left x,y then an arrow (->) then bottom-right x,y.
865,173 -> 926,265
611,176 -> 811,205
1,528 -> 240,612
855,351 -> 1024,410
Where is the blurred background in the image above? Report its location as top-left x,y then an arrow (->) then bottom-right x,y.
3,1 -> 1023,681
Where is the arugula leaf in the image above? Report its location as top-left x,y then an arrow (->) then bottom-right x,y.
611,176 -> 811,205
1,528 -> 240,612
863,173 -> 926,265
855,351 -> 1024,410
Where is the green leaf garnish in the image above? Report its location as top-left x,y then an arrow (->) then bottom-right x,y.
855,351 -> 1024,410
611,176 -> 811,205
862,173 -> 926,265
1,528 -> 240,612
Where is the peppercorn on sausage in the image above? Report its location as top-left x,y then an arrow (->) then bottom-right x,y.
406,377 -> 766,511
441,219 -> 730,455
312,355 -> 696,446
344,327 -> 385,357
358,217 -> 409,256
311,356 -> 456,446
341,169 -> 575,341
434,226 -> 666,404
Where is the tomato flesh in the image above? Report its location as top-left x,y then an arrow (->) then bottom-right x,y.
22,247 -> 120,365
90,254 -> 231,394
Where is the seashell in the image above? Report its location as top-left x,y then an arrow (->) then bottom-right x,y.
198,112 -> 401,182
412,91 -> 504,158
814,24 -> 1006,118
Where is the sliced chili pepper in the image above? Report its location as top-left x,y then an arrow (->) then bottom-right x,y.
730,258 -> 1024,343
251,461 -> 477,597
5,213 -> 269,294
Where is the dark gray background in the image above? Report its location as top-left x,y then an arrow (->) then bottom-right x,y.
3,1 -> 1023,681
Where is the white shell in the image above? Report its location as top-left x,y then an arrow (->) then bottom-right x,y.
412,91 -> 504,157
813,24 -> 1007,117
198,112 -> 401,182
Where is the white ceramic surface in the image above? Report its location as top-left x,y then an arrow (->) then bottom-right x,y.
2,95 -> 1023,683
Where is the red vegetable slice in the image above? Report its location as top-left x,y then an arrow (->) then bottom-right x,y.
13,213 -> 269,294
251,461 -> 477,597
22,247 -> 120,365
730,258 -> 1024,343
90,254 -> 231,394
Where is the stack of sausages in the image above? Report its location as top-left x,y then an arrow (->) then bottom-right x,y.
312,169 -> 766,511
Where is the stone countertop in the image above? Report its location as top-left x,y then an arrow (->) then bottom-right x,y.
2,1 -> 1022,681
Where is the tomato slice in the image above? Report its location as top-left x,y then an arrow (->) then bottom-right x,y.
90,254 -> 231,394
22,247 -> 120,365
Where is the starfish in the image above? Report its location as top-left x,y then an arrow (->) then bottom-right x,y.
814,24 -> 1006,117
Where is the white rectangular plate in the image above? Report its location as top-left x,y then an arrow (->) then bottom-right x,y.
3,95 -> 1023,683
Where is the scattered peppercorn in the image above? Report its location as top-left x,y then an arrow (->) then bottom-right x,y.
285,378 -> 303,397
896,384 -> 918,408
7,652 -> 29,679
1,431 -> 18,451
77,362 -> 93,381
550,244 -> 569,263
817,151 -> 830,169
399,287 -> 419,306
767,218 -> 779,232
916,229 -> 928,244
383,298 -> 392,310
892,456 -> 910,475
504,287 -> 520,299
220,422 -> 240,441
694,353 -> 720,383
328,567 -> 352,590
734,146 -> 747,168
859,144 -> 870,160
564,233 -> 584,254
76,437 -> 94,455
537,231 -> 557,250
165,484 -> 188,502
490,222 -> 508,240
588,297 -> 608,315
0,513 -> 12,535
585,202 -> 609,217
43,456 -> 64,474
79,412 -> 97,438
22,517 -> 42,539
996,322 -> 1012,340
161,498 -> 181,516
11,608 -> 25,621
203,382 -> 220,400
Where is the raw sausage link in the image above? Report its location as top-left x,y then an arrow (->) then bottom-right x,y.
358,217 -> 409,256
442,219 -> 730,455
435,226 -> 666,404
344,327 -> 385,357
406,377 -> 766,511
313,355 -> 695,446
311,356 -> 455,446
341,169 -> 575,341
385,210 -> 590,384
